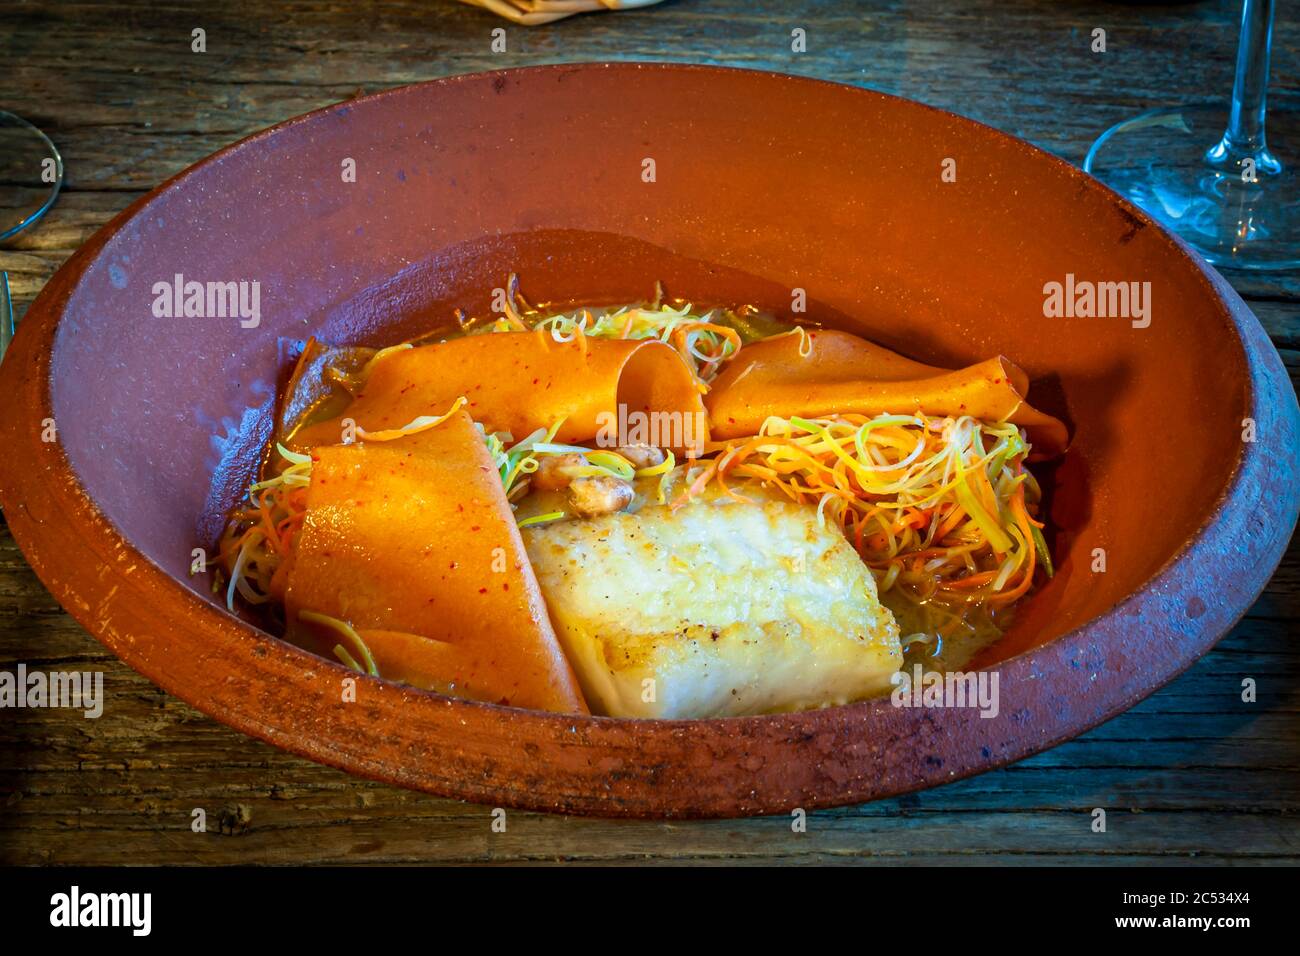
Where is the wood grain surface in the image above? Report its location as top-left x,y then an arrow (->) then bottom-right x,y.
1,0 -> 1297,865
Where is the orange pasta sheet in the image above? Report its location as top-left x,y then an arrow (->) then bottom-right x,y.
283,409 -> 587,714
291,331 -> 707,451
705,329 -> 1068,458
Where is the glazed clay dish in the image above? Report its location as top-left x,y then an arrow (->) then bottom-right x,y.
1,64 -> 1296,817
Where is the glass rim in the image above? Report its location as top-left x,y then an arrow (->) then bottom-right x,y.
0,108 -> 64,242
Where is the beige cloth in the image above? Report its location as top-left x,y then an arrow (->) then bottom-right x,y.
459,0 -> 665,26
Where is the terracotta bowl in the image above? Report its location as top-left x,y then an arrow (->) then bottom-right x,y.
2,64 -> 1296,818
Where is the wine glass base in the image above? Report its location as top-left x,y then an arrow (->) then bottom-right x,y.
1084,100 -> 1300,272
0,110 -> 63,242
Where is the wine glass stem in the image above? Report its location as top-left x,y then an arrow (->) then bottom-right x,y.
1229,0 -> 1273,149
1208,0 -> 1280,173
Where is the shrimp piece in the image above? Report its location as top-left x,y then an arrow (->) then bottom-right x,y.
616,444 -> 666,470
531,453 -> 586,491
567,476 -> 634,517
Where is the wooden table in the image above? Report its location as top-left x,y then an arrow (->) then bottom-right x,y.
1,0 -> 1296,865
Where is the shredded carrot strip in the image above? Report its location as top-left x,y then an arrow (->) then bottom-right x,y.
675,412 -> 1049,607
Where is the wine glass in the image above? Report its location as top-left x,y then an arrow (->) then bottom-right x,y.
0,110 -> 63,358
1084,0 -> 1298,271
0,109 -> 62,242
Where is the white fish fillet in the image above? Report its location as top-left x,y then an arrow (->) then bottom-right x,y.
520,476 -> 901,718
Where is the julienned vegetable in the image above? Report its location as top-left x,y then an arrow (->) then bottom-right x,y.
219,330 -> 1048,631
471,273 -> 750,387
674,412 -> 1050,610
211,278 -> 1068,715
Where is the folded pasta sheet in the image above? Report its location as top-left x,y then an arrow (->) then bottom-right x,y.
705,329 -> 1068,457
283,409 -> 588,713
290,331 -> 707,451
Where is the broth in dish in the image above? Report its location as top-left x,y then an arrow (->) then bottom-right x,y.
212,278 -> 1066,717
